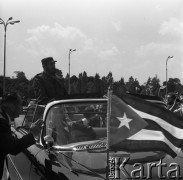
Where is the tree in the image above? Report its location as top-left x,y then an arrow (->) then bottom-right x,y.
65,73 -> 69,93
0,76 -> 3,96
101,72 -> 113,95
168,78 -> 181,93
28,78 -> 35,99
86,76 -> 96,93
80,71 -> 88,93
126,76 -> 139,94
106,72 -> 113,87
14,71 -> 28,81
78,73 -> 82,93
151,74 -> 160,96
70,75 -> 79,94
113,77 -> 126,97
6,71 -> 29,98
143,77 -> 154,95
55,69 -> 63,78
94,73 -> 102,94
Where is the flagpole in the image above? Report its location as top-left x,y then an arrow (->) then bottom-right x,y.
106,85 -> 112,180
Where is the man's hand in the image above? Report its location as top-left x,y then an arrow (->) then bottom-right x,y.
30,119 -> 43,139
82,118 -> 89,125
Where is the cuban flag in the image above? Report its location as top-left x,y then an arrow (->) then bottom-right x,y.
109,93 -> 183,158
109,95 -> 148,145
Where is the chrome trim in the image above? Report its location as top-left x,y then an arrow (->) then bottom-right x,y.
74,141 -> 107,151
43,98 -> 107,120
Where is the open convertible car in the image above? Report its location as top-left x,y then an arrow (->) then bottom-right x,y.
5,97 -> 183,180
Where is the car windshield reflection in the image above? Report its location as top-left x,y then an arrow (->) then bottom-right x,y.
45,102 -> 107,146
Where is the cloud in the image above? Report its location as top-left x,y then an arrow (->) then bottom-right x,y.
98,46 -> 119,59
25,23 -> 90,57
155,4 -> 163,12
112,21 -> 121,32
159,17 -> 183,36
82,38 -> 95,51
135,42 -> 180,56
27,23 -> 87,39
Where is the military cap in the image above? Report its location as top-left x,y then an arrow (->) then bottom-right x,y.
41,57 -> 57,65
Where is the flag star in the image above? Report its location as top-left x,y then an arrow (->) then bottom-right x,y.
117,113 -> 133,129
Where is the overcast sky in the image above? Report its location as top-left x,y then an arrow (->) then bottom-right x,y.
0,0 -> 183,84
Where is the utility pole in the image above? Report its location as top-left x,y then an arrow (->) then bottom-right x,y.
0,17 -> 20,94
68,49 -> 76,94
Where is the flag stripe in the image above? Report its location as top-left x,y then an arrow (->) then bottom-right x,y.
113,139 -> 177,158
127,129 -> 181,156
130,106 -> 183,140
121,94 -> 183,128
128,105 -> 183,156
143,119 -> 183,148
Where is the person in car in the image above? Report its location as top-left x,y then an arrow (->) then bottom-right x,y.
173,94 -> 183,118
0,92 -> 43,179
45,106 -> 96,145
166,92 -> 179,111
33,57 -> 68,104
174,104 -> 183,118
81,106 -> 100,127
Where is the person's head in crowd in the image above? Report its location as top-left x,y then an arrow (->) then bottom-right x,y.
83,106 -> 95,119
179,94 -> 183,103
99,104 -> 107,118
41,57 -> 57,75
0,92 -> 22,119
175,94 -> 183,107
166,92 -> 176,105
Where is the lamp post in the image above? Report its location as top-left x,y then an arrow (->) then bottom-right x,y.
68,49 -> 76,94
0,17 -> 20,95
166,56 -> 173,97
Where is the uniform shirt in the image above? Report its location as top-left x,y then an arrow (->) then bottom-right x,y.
33,72 -> 68,104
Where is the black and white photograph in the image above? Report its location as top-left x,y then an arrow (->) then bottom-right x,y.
0,0 -> 183,179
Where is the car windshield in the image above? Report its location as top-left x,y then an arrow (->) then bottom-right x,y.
45,102 -> 107,146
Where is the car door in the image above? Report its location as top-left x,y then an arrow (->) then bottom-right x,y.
41,100 -> 179,180
7,104 -> 46,180
40,101 -> 108,180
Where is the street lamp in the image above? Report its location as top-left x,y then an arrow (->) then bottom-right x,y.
0,17 -> 20,95
166,56 -> 173,97
68,49 -> 76,94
